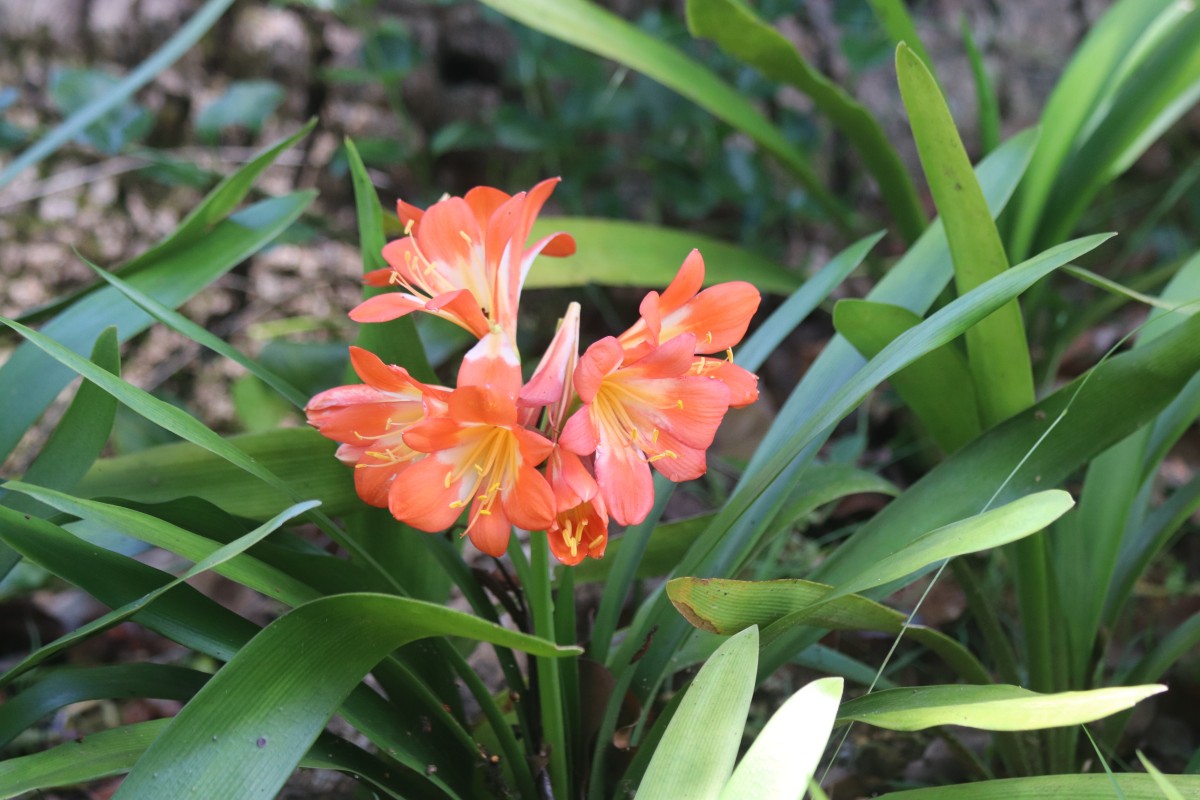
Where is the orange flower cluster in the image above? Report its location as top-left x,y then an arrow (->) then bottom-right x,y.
307,179 -> 760,565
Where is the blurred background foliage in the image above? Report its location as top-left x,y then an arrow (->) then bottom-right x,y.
3,0 -> 1200,796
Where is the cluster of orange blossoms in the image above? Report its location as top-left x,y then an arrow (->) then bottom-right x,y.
306,179 -> 761,565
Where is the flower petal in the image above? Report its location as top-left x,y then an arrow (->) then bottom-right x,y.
560,407 -> 599,456
707,359 -> 759,407
467,505 -> 514,557
659,249 -> 706,313
354,453 -> 406,508
661,281 -> 760,354
388,456 -> 463,532
424,288 -> 492,338
449,384 -> 518,428
403,417 -> 463,453
502,462 -> 556,532
396,199 -> 425,230
595,440 -> 654,526
350,293 -> 426,323
458,331 -> 523,398
574,336 -> 624,402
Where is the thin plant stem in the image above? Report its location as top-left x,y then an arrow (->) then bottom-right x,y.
530,533 -> 571,800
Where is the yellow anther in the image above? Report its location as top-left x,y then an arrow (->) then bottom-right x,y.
651,429 -> 660,443
676,399 -> 685,410
479,508 -> 492,516
630,427 -> 639,441
449,500 -> 466,509
705,331 -> 713,344
648,450 -> 678,463
563,520 -> 579,557
474,464 -> 485,474
404,219 -> 415,235
458,230 -> 473,244
589,535 -> 604,548
444,470 -> 453,488
725,348 -> 734,363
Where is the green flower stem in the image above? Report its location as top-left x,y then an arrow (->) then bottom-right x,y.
555,567 -> 580,786
529,533 -> 571,799
446,642 -> 539,800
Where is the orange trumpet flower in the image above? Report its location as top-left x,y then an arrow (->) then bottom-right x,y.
351,179 -> 574,340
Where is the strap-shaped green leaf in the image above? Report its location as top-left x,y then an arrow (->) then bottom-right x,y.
1008,0 -> 1180,259
0,327 -> 120,577
961,18 -> 999,154
687,0 -> 925,242
1038,7 -> 1200,251
897,42 -> 1033,426
76,428 -> 354,520
666,577 -> 987,684
828,490 -> 1073,601
80,259 -> 309,408
0,498 -> 317,685
639,627 -> 759,800
0,190 -> 314,464
835,300 -> 981,453
1138,752 -> 1188,800
0,314 -> 401,592
837,684 -> 1165,732
0,509 -> 473,798
0,719 -> 416,800
577,463 -> 895,584
875,773 -> 1200,799
527,217 -> 801,294
814,309 -> 1200,586
0,664 -> 208,749
476,0 -> 850,229
113,594 -> 579,799
718,677 -> 842,800
738,233 -> 884,373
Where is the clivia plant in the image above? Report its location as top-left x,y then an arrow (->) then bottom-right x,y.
2,0 -> 1200,799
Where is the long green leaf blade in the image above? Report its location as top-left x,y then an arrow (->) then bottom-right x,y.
828,490 -> 1073,601
0,720 -> 414,800
875,774 -> 1200,799
815,310 -> 1200,586
897,42 -> 1033,425
527,217 -> 801,293
738,233 -> 883,373
686,0 -> 925,241
0,497 -> 317,685
79,258 -> 308,408
638,627 -> 759,800
0,191 -> 315,462
0,314 -> 400,591
718,677 -> 842,800
476,0 -> 850,228
837,684 -> 1166,732
1008,0 -> 1177,259
834,300 -> 981,452
113,594 -> 578,799
75,428 -> 353,520
666,577 -> 988,684
0,665 -> 207,749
